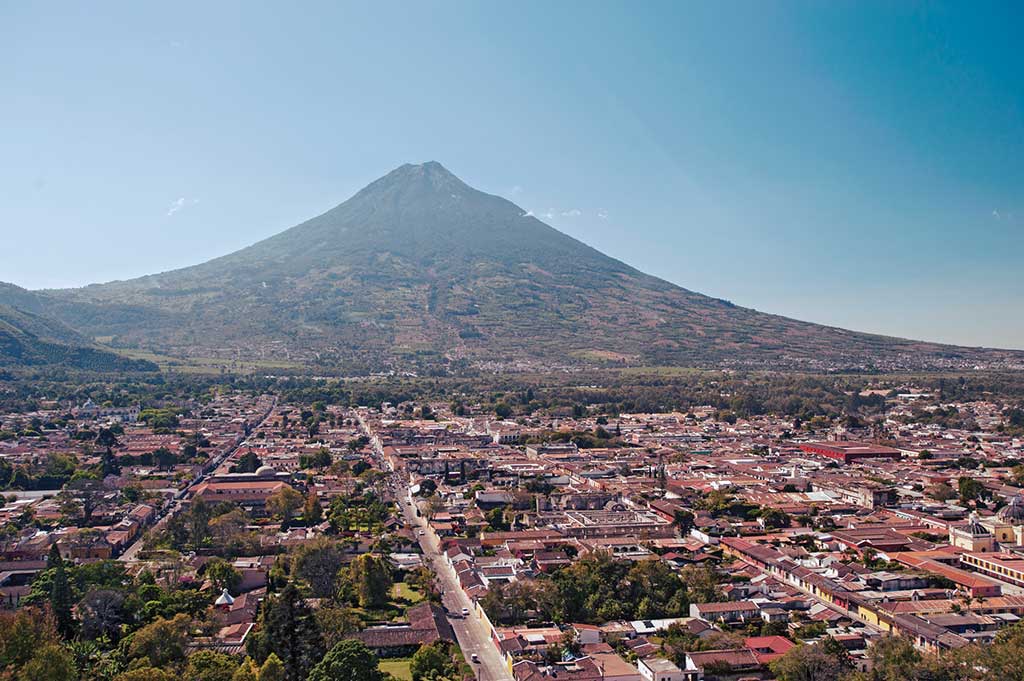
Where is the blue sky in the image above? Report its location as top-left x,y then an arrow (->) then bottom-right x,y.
2,2 -> 1021,348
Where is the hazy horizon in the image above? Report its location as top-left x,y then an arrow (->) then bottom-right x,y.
3,2 -> 1022,349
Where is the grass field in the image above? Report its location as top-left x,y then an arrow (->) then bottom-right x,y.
615,365 -> 711,377
391,582 -> 425,605
108,347 -> 305,374
379,659 -> 412,680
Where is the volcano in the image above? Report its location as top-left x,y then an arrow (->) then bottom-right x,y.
5,162 -> 1021,373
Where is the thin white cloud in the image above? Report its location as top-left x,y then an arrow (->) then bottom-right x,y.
508,185 -> 523,197
561,208 -> 582,217
597,210 -> 609,220
167,197 -> 199,217
992,209 -> 1001,220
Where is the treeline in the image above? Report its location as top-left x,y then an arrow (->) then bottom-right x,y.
480,552 -> 725,625
769,627 -> 1024,681
4,367 -> 1024,420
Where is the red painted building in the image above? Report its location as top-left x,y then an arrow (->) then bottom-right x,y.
797,441 -> 901,464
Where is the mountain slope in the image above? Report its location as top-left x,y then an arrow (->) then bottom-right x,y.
0,303 -> 157,372
12,162 -> 1024,373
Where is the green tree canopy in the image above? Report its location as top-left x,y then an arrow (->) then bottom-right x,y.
251,583 -> 324,681
127,613 -> 190,669
410,640 -> 457,681
769,641 -> 851,681
348,554 -> 392,610
307,640 -> 385,681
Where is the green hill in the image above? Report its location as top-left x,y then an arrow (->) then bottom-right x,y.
0,304 -> 157,372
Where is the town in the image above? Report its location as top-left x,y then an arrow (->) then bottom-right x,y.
3,375 -> 1024,681
6,3 -> 1023,679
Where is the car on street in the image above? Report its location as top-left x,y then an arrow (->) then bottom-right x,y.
470,654 -> 479,663
462,607 -> 470,616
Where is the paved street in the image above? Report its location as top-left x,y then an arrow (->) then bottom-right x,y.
398,487 -> 512,681
363,410 -> 511,680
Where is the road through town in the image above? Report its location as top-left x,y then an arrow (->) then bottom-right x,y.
399,487 -> 513,681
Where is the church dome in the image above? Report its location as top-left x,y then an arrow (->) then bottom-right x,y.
255,464 -> 276,476
963,512 -> 991,536
997,495 -> 1024,523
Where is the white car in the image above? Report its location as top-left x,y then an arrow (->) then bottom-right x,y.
461,607 -> 469,617
470,654 -> 480,663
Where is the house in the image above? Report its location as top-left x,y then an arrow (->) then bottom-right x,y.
444,545 -> 473,566
743,636 -> 794,664
684,649 -> 760,680
512,657 -> 604,681
58,533 -> 113,561
592,652 -> 643,681
637,657 -> 689,681
348,603 -> 454,657
573,623 -> 603,645
689,601 -> 759,624
191,480 -> 290,507
631,618 -> 688,636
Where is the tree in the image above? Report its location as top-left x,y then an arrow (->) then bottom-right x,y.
187,497 -> 213,551
410,641 -> 457,681
679,565 -> 725,605
18,643 -> 76,681
185,650 -> 239,681
115,669 -> 178,681
673,509 -> 695,533
958,476 -> 986,503
983,629 -> 1022,678
58,478 -> 106,525
694,489 -> 734,515
266,486 -> 304,524
307,640 -> 385,681
232,659 -> 258,681
78,588 -> 127,642
315,606 -> 362,650
925,482 -> 957,502
205,557 -> 242,594
209,508 -> 249,551
759,507 -> 791,530
859,635 -> 923,681
154,447 -> 178,471
944,622 -> 1024,681
128,613 -> 190,669
231,451 -> 263,474
253,583 -> 324,681
622,560 -> 689,619
769,642 -> 849,681
100,448 -> 121,477
485,507 -> 510,531
348,554 -> 392,609
48,545 -> 75,638
303,491 -> 323,524
293,539 -> 345,599
96,427 -> 121,449
0,607 -> 61,673
257,653 -> 286,681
